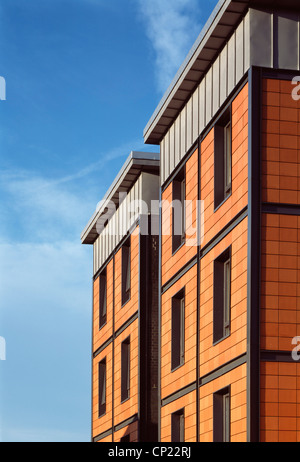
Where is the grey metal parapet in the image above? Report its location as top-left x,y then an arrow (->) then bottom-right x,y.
143,0 -> 300,146
81,151 -> 160,245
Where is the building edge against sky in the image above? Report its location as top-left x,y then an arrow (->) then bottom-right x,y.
81,0 -> 300,442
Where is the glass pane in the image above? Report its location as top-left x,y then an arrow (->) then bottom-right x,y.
125,248 -> 130,293
181,179 -> 185,239
223,393 -> 230,442
224,122 -> 231,191
224,259 -> 230,331
180,298 -> 185,363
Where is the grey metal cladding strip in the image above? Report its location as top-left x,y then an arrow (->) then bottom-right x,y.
93,427 -> 113,442
114,414 -> 138,433
200,206 -> 248,259
93,336 -> 113,359
161,255 -> 197,295
199,353 -> 248,387
143,0 -> 232,138
161,382 -> 197,407
114,312 -> 139,339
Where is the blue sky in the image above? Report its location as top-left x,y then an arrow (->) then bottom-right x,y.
0,0 -> 217,442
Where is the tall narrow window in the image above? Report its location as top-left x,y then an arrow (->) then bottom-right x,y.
213,386 -> 230,442
214,108 -> 232,209
172,167 -> 185,253
120,434 -> 130,442
171,409 -> 184,442
121,337 -> 130,402
98,359 -> 106,417
171,289 -> 185,371
99,268 -> 107,329
122,238 -> 131,306
213,247 -> 231,343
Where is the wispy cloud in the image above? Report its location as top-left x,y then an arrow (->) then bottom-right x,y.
0,167 -> 93,442
135,0 -> 202,94
0,138 -> 156,243
0,171 -> 90,243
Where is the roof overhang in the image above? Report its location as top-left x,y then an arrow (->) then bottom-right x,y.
81,151 -> 160,244
143,0 -> 300,145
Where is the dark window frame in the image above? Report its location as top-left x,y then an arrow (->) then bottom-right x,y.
214,107 -> 232,210
171,288 -> 185,371
171,408 -> 185,442
213,246 -> 231,344
213,386 -> 231,442
98,358 -> 106,417
121,237 -> 131,307
172,166 -> 186,254
99,267 -> 107,329
121,336 -> 130,403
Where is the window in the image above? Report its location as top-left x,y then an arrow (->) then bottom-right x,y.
120,434 -> 130,442
213,247 -> 231,343
99,268 -> 107,329
122,238 -> 131,306
213,386 -> 230,442
171,409 -> 184,442
98,359 -> 106,417
121,337 -> 130,402
171,289 -> 185,371
172,167 -> 185,253
214,109 -> 232,209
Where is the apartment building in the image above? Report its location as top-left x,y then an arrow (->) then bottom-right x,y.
82,0 -> 300,443
142,0 -> 300,443
81,151 -> 160,442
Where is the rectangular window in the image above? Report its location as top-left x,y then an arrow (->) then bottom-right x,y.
122,238 -> 131,306
98,359 -> 106,417
214,108 -> 232,209
172,167 -> 185,253
171,409 -> 184,442
121,337 -> 130,402
213,386 -> 230,442
213,247 -> 231,343
171,289 -> 185,371
99,268 -> 107,329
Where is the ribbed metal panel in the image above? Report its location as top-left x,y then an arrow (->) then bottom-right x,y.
180,106 -> 186,163
227,32 -> 235,95
277,12 -> 299,70
205,67 -> 212,124
175,116 -> 180,167
159,8 -> 300,186
244,12 -> 250,72
199,78 -> 205,135
220,45 -> 228,104
236,20 -> 244,83
213,57 -> 220,116
192,87 -> 199,144
186,97 -> 193,151
159,13 -> 250,185
249,8 -> 272,68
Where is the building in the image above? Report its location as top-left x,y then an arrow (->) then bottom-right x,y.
82,0 -> 300,443
81,152 -> 160,442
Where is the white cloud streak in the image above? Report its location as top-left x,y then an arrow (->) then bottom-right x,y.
0,138 -> 154,243
136,0 -> 202,94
